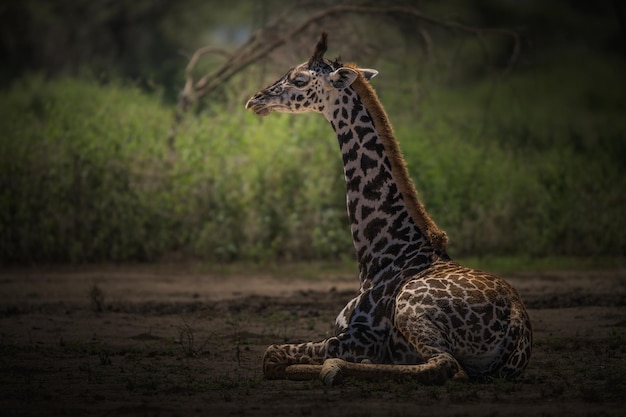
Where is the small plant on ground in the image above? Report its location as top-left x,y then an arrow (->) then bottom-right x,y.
88,284 -> 105,312
176,315 -> 210,357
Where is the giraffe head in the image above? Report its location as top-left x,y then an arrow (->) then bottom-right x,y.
245,32 -> 378,116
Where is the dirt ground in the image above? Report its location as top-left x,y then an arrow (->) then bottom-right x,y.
1,263 -> 625,417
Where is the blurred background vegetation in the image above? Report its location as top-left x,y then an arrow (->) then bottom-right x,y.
0,0 -> 624,265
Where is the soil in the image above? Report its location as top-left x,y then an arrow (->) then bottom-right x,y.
1,263 -> 625,417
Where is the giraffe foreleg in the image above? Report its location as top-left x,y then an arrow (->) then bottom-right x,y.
263,331 -> 377,381
263,341 -> 328,380
319,353 -> 467,386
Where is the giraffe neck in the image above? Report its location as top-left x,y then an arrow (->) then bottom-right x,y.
323,67 -> 448,283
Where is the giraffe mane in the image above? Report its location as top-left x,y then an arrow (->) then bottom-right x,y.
346,63 -> 449,253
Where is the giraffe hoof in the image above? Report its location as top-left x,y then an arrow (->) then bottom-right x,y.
262,345 -> 289,379
452,368 -> 469,382
320,358 -> 344,387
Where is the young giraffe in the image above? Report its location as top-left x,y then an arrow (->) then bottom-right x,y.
245,33 -> 532,386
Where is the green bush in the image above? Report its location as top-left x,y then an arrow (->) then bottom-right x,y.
171,107 -> 351,261
0,76 -> 352,263
395,51 -> 626,257
1,55 -> 624,264
0,76 -> 181,262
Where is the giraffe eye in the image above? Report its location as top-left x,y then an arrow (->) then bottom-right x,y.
292,78 -> 308,88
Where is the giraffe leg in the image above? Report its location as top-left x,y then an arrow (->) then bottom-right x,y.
263,344 -> 291,379
263,341 -> 329,380
496,307 -> 533,378
319,353 -> 466,386
263,331 -> 383,381
263,344 -> 322,380
284,364 -> 324,380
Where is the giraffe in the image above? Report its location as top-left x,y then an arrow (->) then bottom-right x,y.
245,32 -> 532,386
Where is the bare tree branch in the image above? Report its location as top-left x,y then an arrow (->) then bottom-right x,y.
185,5 -> 520,105
416,26 -> 434,60
180,46 -> 231,110
170,4 -> 523,150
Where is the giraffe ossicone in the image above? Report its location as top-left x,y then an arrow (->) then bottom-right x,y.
245,32 -> 532,386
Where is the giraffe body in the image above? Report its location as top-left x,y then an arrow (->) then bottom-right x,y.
245,33 -> 531,385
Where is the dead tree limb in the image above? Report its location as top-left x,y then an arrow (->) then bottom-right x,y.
180,46 -> 231,111
170,4 -> 522,150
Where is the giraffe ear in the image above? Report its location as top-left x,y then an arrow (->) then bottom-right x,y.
360,68 -> 378,80
328,67 -> 359,89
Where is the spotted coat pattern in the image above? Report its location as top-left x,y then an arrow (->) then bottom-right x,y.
245,33 -> 532,385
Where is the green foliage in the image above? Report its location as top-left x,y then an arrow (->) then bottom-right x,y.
395,50 -> 626,258
0,76 -> 351,263
0,76 -> 174,262
171,106 -> 351,261
1,46 -> 625,264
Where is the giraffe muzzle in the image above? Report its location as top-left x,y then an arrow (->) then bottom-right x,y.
245,96 -> 273,116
